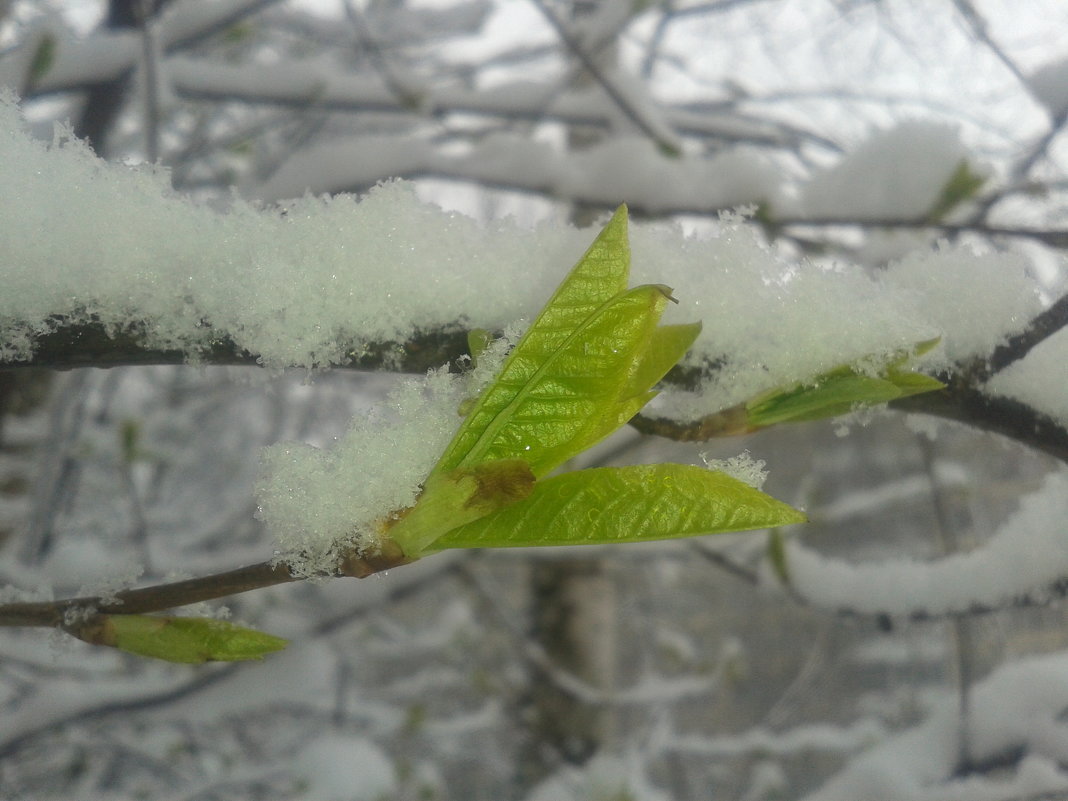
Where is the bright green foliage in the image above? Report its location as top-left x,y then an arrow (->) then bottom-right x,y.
426,206 -> 697,482
745,339 -> 944,429
388,205 -> 805,559
103,615 -> 287,663
430,464 -> 805,550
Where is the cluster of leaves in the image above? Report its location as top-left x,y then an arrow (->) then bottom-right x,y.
89,206 -> 946,663
385,205 -> 805,558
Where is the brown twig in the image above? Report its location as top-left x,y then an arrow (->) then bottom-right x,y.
0,542 -> 410,629
975,291 -> 1068,380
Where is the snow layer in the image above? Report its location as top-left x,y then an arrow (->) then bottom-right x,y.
256,361 -> 500,575
1,95 -> 1043,412
291,735 -> 396,801
254,131 -> 780,214
786,471 -> 1068,616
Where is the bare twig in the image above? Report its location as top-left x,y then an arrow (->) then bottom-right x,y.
528,0 -> 682,154
0,541 -> 409,629
769,217 -> 1068,248
137,0 -> 161,163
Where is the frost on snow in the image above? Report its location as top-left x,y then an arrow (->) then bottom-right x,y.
254,370 -> 464,577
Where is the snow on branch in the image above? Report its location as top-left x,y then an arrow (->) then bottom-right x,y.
784,472 -> 1068,618
250,132 -> 779,211
801,649 -> 1068,801
0,0 -> 276,93
0,95 -> 1063,444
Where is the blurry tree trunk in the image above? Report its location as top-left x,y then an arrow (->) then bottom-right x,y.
520,558 -> 618,783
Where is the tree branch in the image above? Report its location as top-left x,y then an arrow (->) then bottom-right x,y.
0,542 -> 409,629
1,319 -> 472,373
889,379 -> 1068,464
528,0 -> 682,154
975,290 -> 1068,380
768,217 -> 1068,248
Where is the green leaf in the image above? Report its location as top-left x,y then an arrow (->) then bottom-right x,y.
99,615 -> 287,663
747,372 -> 903,427
430,205 -> 633,479
745,340 -> 945,429
429,464 -> 806,550
428,206 -> 694,482
623,322 -> 703,400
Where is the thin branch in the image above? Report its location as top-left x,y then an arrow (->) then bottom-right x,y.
951,0 -> 1030,88
0,319 -> 473,373
528,0 -> 682,154
633,381 -> 1068,466
137,0 -> 161,163
769,217 -> 1068,248
975,291 -> 1068,380
889,380 -> 1068,465
342,0 -> 426,110
0,542 -> 409,629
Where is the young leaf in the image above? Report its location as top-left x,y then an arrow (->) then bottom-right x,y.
429,464 -> 805,550
89,615 -> 287,663
429,205 -> 634,479
388,207 -> 708,558
745,340 -> 945,429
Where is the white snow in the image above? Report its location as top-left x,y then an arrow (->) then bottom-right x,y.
701,449 -> 768,490
785,471 -> 1068,616
881,245 -> 1041,367
253,131 -> 779,213
987,329 -> 1068,425
525,753 -> 672,801
291,735 -> 396,801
